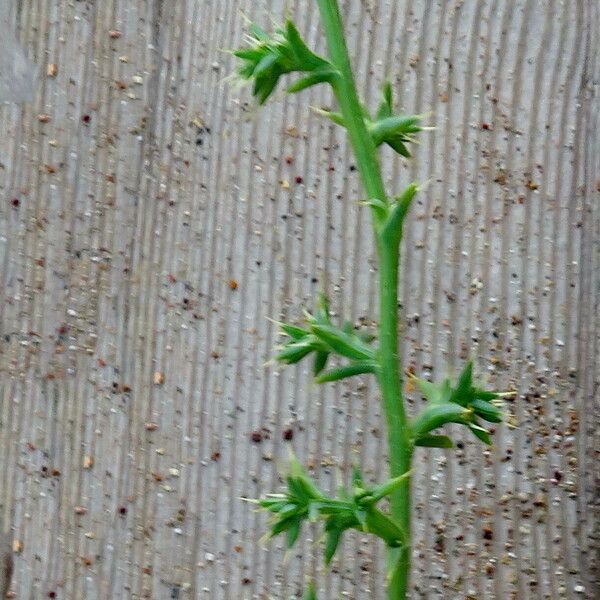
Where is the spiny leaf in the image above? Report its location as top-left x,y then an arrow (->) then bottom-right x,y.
414,434 -> 454,448
288,68 -> 337,93
310,500 -> 353,515
379,183 -> 418,243
410,363 -> 507,446
254,72 -> 280,104
376,81 -> 394,120
285,20 -> 328,70
286,516 -> 302,548
258,498 -> 288,512
411,403 -> 470,436
275,339 -> 315,364
471,398 -> 503,423
473,388 -> 502,401
313,350 -> 329,376
278,503 -> 301,518
254,456 -> 416,565
286,476 -> 310,502
287,460 -> 325,499
386,137 -> 411,157
279,322 -> 309,340
324,525 -> 343,564
314,293 -> 331,324
313,108 -> 346,126
270,514 -> 299,538
310,324 -> 375,360
233,48 -> 264,61
364,509 -> 406,547
450,361 -> 473,406
363,471 -> 412,505
253,52 -> 280,78
249,22 -> 270,41
233,19 -> 333,105
314,361 -> 377,384
370,115 -> 422,147
468,422 -> 492,445
413,376 -> 452,404
273,321 -> 310,340
323,513 -> 359,563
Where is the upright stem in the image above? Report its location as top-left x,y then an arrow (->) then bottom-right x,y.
316,0 -> 387,207
377,240 -> 412,599
316,1 -> 412,597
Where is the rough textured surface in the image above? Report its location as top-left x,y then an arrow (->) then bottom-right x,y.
0,531 -> 13,599
0,1 -> 598,599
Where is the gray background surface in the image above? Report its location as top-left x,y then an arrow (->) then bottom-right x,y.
0,0 -> 598,598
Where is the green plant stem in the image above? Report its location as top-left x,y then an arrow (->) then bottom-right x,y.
377,237 -> 412,599
316,0 -> 387,210
316,1 -> 412,597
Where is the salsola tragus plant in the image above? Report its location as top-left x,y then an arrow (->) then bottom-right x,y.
233,2 -> 511,598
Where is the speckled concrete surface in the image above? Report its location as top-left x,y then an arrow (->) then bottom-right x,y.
0,1 -> 598,598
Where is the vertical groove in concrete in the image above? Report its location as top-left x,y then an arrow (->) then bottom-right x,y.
0,1 -> 597,599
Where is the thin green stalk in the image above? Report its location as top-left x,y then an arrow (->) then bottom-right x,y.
377,239 -> 412,599
316,1 -> 412,597
315,0 -> 387,209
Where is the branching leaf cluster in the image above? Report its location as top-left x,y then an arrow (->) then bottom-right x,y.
410,362 -> 511,448
234,20 -> 336,104
252,457 -> 409,566
319,82 -> 425,158
234,19 -> 425,161
274,294 -> 378,383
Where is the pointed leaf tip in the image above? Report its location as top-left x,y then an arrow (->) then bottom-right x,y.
376,81 -> 394,120
324,526 -> 343,564
468,422 -> 493,445
314,361 -> 377,384
471,398 -> 503,423
287,68 -> 337,94
286,516 -> 301,548
313,350 -> 329,376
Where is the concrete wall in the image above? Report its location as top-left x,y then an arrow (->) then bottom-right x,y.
0,1 -> 598,598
